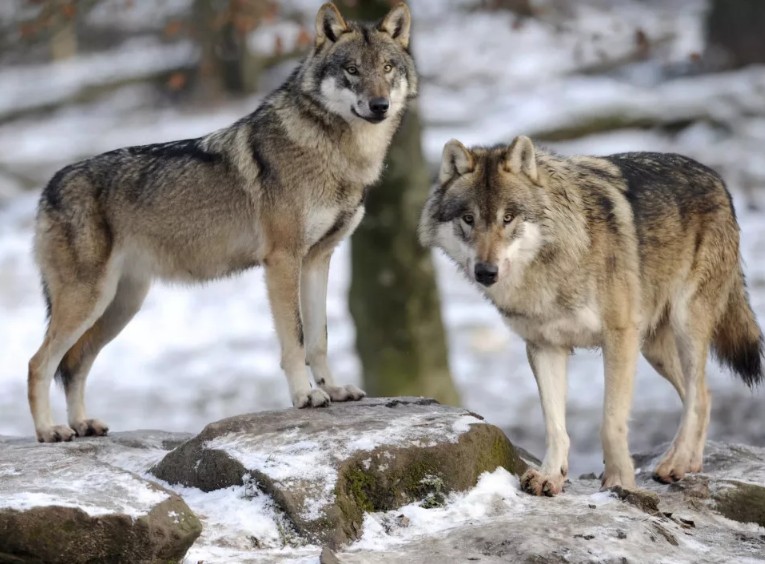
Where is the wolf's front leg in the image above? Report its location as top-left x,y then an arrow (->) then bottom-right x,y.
265,252 -> 329,408
522,343 -> 570,496
301,251 -> 365,402
601,325 -> 639,490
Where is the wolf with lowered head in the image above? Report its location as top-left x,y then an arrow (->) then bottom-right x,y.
419,135 -> 763,495
28,3 -> 417,442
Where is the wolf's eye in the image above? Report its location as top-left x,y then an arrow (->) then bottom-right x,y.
383,63 -> 393,73
462,214 -> 474,225
345,66 -> 358,75
503,213 -> 513,224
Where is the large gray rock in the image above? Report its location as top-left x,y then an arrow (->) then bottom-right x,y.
0,432 -> 201,564
151,397 -> 527,547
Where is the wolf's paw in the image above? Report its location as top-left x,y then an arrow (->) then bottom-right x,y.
653,450 -> 694,484
521,468 -> 565,497
36,424 -> 76,443
321,384 -> 366,402
70,418 -> 109,438
600,467 -> 636,491
293,388 -> 331,408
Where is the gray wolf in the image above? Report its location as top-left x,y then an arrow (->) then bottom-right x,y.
419,135 -> 763,494
28,2 -> 417,442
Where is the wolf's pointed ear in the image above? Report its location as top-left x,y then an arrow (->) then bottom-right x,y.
504,136 -> 539,184
378,3 -> 411,49
315,3 -> 348,47
440,139 -> 474,185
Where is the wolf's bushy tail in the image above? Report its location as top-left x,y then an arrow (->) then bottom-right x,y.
712,268 -> 764,387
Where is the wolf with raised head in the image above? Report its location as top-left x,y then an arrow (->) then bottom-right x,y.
28,2 -> 417,442
419,135 -> 763,494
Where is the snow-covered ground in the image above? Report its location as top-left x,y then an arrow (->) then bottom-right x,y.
1,0 -> 763,483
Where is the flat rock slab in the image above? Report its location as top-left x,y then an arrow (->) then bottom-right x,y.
339,491 -> 765,564
635,441 -> 765,530
151,397 -> 527,547
0,432 -> 201,564
339,442 -> 765,564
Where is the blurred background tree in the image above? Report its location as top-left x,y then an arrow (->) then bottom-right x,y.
192,0 -> 275,99
16,0 -> 86,61
338,0 -> 459,405
705,0 -> 765,68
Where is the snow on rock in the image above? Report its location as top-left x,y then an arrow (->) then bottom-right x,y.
0,433 -> 201,563
150,397 -> 527,547
353,466 -> 527,552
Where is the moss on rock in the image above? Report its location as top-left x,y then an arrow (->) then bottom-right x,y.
332,422 -> 527,544
0,494 -> 201,564
713,480 -> 765,527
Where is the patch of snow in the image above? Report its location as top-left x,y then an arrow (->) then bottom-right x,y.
353,467 -> 524,550
451,414 -> 483,433
588,490 -> 618,507
249,21 -> 306,56
0,467 -> 169,518
86,0 -> 191,32
0,464 -> 22,477
177,483 -> 294,550
677,535 -> 713,554
0,38 -> 197,118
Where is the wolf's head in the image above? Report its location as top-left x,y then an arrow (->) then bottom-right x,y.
300,3 -> 417,124
419,136 -> 548,288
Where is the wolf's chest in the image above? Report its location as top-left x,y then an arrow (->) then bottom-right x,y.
304,203 -> 365,249
347,122 -> 397,185
505,305 -> 603,348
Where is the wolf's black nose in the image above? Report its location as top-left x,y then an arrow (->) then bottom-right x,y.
475,262 -> 498,286
369,97 -> 389,116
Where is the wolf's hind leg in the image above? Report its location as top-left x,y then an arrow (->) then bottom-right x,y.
60,275 -> 150,437
29,270 -> 120,442
266,251 -> 329,408
642,322 -> 710,476
642,322 -> 686,401
653,305 -> 714,483
301,251 -> 365,402
521,343 -> 570,496
601,325 -> 639,491
689,383 -> 711,473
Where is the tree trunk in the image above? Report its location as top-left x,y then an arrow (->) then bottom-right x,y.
348,106 -> 459,405
706,0 -> 765,68
342,1 -> 459,405
192,0 -> 265,100
49,11 -> 77,61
